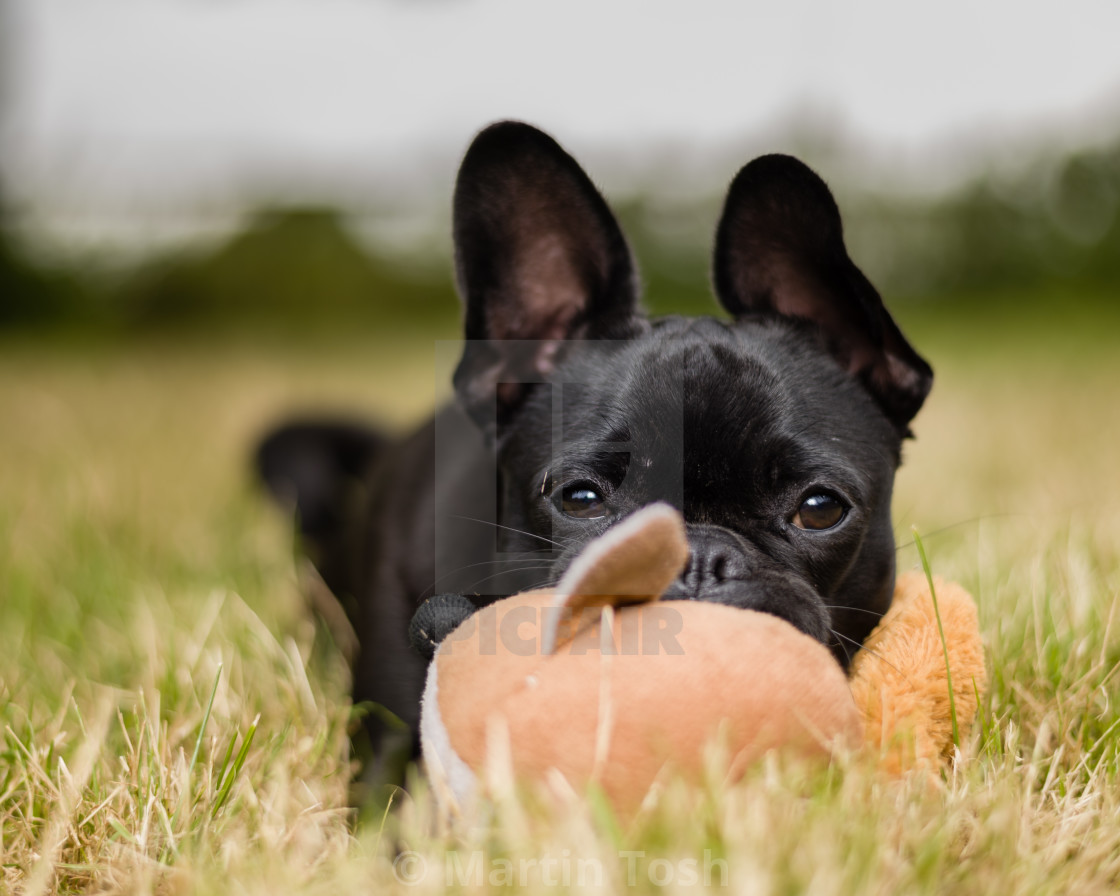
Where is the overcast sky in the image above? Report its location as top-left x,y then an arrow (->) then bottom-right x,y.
4,0 -> 1120,246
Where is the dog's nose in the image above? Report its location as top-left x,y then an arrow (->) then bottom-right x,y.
676,527 -> 752,599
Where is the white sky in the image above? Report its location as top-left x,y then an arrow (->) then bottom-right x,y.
4,0 -> 1120,246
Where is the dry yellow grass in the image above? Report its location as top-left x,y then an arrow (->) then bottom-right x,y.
2,326 -> 1119,894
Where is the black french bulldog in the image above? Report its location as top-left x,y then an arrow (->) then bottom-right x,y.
256,121 -> 932,795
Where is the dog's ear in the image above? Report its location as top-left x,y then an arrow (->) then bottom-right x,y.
452,121 -> 640,433
713,154 -> 932,433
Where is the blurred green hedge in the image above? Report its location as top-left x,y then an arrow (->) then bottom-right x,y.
2,139 -> 1117,337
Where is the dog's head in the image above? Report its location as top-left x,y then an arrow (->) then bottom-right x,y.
450,121 -> 932,665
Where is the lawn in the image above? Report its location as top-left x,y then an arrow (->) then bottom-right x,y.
2,308 -> 1119,894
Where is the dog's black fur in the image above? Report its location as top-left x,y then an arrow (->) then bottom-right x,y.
256,121 -> 932,794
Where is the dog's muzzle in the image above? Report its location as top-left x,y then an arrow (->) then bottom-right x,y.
661,524 -> 831,645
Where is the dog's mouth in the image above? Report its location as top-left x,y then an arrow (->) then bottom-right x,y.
546,524 -> 833,652
657,524 -> 833,647
660,570 -> 831,648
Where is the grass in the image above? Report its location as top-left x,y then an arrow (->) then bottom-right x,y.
2,313 -> 1120,894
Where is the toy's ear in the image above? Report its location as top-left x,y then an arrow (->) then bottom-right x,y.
542,503 -> 689,654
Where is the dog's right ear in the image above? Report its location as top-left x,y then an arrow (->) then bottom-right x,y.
452,121 -> 641,436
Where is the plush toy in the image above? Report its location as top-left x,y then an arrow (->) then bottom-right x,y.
415,504 -> 986,810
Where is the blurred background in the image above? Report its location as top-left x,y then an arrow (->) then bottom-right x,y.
2,0 -> 1120,593
2,0 -> 1119,342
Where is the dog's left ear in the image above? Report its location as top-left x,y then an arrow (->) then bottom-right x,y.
713,154 -> 932,433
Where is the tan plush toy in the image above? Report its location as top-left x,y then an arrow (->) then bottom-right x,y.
418,504 -> 986,810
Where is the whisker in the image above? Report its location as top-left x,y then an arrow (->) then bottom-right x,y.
823,605 -> 887,620
830,628 -> 907,679
894,512 -> 1022,552
448,514 -> 573,549
421,557 -> 557,599
463,565 -> 557,594
829,627 -> 854,665
520,576 -> 561,593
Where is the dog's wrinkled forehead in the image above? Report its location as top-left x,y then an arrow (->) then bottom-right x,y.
548,320 -> 883,439
504,317 -> 900,505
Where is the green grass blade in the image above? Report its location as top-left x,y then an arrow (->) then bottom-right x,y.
108,816 -> 138,845
189,662 -> 223,782
913,528 -> 960,750
212,713 -> 259,816
213,727 -> 240,796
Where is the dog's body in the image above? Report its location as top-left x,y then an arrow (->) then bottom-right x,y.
257,122 -> 932,793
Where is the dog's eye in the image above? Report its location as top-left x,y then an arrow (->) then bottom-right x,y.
793,493 -> 847,531
556,482 -> 608,519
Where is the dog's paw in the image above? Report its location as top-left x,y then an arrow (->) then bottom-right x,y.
409,594 -> 478,661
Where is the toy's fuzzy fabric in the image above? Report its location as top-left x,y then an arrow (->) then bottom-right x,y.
849,571 -> 987,776
421,505 -> 860,809
419,505 -> 988,810
427,594 -> 860,809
